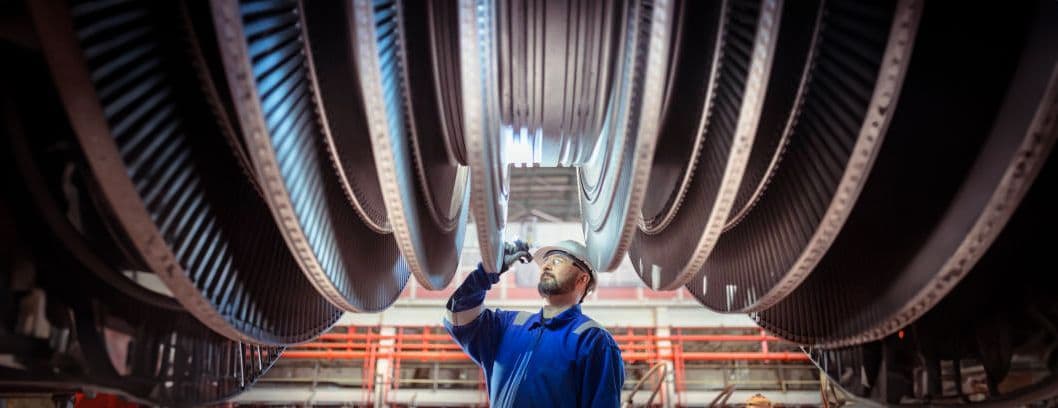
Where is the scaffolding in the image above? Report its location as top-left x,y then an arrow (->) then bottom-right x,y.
255,325 -> 819,407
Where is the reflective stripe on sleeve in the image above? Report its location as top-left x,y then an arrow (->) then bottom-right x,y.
445,304 -> 484,326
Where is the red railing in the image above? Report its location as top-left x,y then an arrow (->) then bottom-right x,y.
284,328 -> 808,362
281,325 -> 810,406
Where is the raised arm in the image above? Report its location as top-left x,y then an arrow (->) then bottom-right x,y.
443,241 -> 532,366
443,263 -> 509,366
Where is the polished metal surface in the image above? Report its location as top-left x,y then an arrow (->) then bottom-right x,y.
28,0 -> 342,345
300,0 -> 393,234
686,0 -> 921,313
460,0 -> 510,273
207,0 -> 411,312
578,0 -> 673,272
463,0 -> 674,273
6,0 -> 1058,403
754,1 -> 1058,346
629,0 -> 785,290
343,0 -> 468,289
495,0 -> 618,167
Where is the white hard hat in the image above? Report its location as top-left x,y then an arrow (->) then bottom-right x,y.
533,240 -> 597,283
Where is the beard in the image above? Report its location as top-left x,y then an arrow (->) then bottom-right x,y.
538,272 -> 578,297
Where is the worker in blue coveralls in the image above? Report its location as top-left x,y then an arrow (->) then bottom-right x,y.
443,239 -> 625,407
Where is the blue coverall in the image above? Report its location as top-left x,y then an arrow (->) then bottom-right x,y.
443,264 -> 625,407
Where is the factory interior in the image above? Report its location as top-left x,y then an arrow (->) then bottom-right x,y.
1,0 -> 1057,406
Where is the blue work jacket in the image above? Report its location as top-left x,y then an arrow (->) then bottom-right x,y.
443,265 -> 625,407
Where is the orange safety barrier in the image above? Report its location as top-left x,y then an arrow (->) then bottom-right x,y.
74,393 -> 139,408
279,326 -> 812,406
284,326 -> 809,363
282,350 -> 809,362
309,332 -> 782,342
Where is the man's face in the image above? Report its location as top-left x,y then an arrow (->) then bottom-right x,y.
538,252 -> 588,297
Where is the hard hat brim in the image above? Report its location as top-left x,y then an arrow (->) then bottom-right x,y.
533,241 -> 596,277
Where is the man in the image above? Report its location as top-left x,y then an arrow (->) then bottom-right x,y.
443,240 -> 625,407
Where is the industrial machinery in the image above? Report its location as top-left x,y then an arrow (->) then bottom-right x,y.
1,0 -> 1056,405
